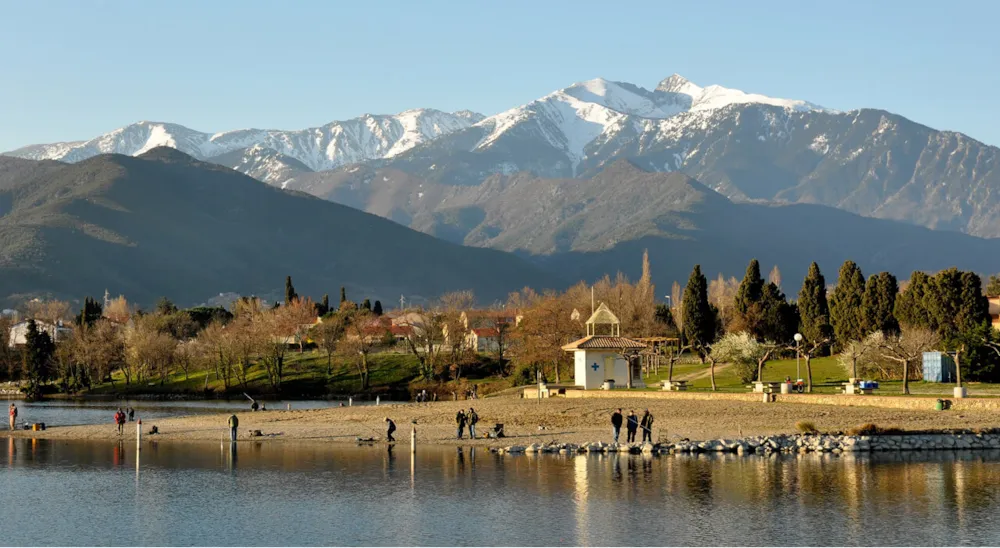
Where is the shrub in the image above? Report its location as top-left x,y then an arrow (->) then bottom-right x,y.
846,423 -> 906,436
796,421 -> 818,434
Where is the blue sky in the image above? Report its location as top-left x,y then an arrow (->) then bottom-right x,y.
2,0 -> 998,151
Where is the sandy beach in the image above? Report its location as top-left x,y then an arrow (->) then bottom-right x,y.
7,395 -> 1000,446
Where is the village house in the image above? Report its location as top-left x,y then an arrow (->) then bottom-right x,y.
442,308 -> 522,349
465,327 -> 501,352
8,320 -> 73,347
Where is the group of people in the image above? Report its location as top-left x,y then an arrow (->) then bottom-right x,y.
610,408 -> 654,444
455,408 -> 479,439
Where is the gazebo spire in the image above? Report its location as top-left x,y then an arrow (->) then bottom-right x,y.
585,302 -> 620,337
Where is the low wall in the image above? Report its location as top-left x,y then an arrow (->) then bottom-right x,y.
527,386 -> 1000,412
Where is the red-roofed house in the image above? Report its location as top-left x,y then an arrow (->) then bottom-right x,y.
465,327 -> 501,352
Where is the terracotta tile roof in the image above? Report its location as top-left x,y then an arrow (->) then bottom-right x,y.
471,327 -> 500,337
561,335 -> 647,351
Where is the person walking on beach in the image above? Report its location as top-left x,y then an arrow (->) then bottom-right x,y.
127,407 -> 135,422
114,408 -> 126,435
611,408 -> 623,443
467,408 -> 479,439
626,410 -> 638,443
640,409 -> 654,443
456,409 -> 467,439
228,414 -> 239,442
8,403 -> 17,430
385,417 -> 396,442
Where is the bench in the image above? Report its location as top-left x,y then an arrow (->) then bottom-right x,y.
661,380 -> 688,391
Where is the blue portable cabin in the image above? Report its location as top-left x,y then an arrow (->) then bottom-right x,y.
922,352 -> 956,383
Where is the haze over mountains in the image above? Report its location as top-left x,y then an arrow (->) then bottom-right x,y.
3,73 -> 1000,306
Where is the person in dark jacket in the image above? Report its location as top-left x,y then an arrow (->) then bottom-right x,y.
228,414 -> 239,442
456,410 -> 467,439
626,410 -> 639,443
467,408 -> 479,439
385,417 -> 396,442
640,409 -> 654,443
127,407 -> 135,422
611,409 -> 623,443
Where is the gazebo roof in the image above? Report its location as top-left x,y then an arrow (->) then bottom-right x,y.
585,303 -> 620,326
562,335 -> 647,351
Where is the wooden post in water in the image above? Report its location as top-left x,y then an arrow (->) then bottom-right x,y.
349,397 -> 353,407
136,419 -> 142,449
287,403 -> 291,411
411,426 -> 416,454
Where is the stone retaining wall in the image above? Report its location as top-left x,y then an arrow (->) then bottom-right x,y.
493,431 -> 1000,457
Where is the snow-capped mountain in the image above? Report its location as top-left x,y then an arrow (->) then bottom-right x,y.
6,109 -> 482,173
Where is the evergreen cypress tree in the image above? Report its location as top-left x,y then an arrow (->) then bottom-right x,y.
24,319 -> 54,396
733,259 -> 764,321
285,276 -> 297,304
682,265 -> 716,352
797,262 -> 832,344
373,300 -> 383,316
759,282 -> 796,342
321,294 -> 330,315
339,286 -> 347,305
861,272 -> 900,336
362,299 -> 372,312
895,271 -> 933,329
829,260 -> 866,346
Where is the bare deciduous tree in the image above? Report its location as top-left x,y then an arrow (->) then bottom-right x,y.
877,328 -> 940,395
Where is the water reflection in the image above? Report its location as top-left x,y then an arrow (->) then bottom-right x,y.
4,439 -> 1000,546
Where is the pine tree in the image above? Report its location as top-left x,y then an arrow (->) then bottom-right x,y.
373,300 -> 383,316
682,265 -> 716,353
895,271 -> 933,329
926,268 -> 988,343
986,274 -> 1000,298
733,259 -> 764,321
829,260 -> 866,346
285,276 -> 297,304
797,262 -> 832,344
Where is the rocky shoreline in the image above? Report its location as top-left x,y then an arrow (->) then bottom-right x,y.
493,430 -> 1000,456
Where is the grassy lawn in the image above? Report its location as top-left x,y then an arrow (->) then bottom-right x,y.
642,355 -> 991,397
88,350 -> 423,398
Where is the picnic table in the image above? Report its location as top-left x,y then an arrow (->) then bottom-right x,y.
842,381 -> 879,395
748,381 -> 782,394
661,380 -> 688,391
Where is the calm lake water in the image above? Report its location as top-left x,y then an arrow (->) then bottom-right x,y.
3,439 -> 1000,546
2,399 -> 369,428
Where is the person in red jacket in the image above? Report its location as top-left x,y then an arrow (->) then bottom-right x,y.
114,408 -> 126,435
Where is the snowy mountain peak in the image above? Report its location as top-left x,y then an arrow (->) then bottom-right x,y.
656,74 -> 701,95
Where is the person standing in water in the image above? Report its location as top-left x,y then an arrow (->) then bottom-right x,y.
8,403 -> 17,430
385,417 -> 396,442
228,414 -> 239,442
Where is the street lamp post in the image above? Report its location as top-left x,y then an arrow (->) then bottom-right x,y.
793,333 -> 803,381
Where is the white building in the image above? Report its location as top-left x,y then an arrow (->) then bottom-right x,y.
8,320 -> 73,347
562,304 -> 646,389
